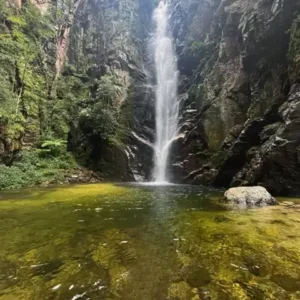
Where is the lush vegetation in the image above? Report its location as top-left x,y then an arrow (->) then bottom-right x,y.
0,141 -> 78,190
0,0 -> 78,190
0,0 -> 55,138
0,0 -> 131,189
76,75 -> 121,142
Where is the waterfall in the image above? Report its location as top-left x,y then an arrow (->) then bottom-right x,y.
153,1 -> 179,183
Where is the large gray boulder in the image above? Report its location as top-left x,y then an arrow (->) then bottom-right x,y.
224,186 -> 277,206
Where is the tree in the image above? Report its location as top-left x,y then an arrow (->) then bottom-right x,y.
96,75 -> 121,106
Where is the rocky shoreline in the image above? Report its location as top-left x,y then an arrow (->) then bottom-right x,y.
39,168 -> 105,188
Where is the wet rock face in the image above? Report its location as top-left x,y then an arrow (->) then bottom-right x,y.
216,84 -> 300,195
66,0 -> 155,181
169,0 -> 300,194
224,186 -> 277,206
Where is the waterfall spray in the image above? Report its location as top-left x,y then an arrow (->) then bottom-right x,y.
153,1 -> 179,183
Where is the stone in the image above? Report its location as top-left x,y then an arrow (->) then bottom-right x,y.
186,266 -> 211,287
214,215 -> 230,223
270,274 -> 300,292
183,164 -> 218,185
224,186 -> 277,206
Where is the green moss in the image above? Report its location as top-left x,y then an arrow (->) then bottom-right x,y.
0,183 -> 128,208
168,281 -> 194,299
0,0 -> 55,121
7,123 -> 24,139
174,204 -> 300,299
209,150 -> 227,167
288,16 -> 300,61
204,107 -> 226,151
187,40 -> 216,61
0,0 -> 58,170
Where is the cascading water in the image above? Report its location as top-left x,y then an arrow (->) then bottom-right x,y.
153,0 -> 179,183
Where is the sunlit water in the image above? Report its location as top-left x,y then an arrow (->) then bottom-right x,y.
1,183 -> 300,299
153,1 -> 179,182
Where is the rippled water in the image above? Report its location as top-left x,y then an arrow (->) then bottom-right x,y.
0,183 -> 300,299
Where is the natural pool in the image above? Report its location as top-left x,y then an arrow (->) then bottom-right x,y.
0,183 -> 300,300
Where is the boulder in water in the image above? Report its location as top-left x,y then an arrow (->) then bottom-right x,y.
224,186 -> 277,206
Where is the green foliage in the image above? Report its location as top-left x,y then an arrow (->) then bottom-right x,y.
75,75 -> 125,143
53,76 -> 89,138
0,164 -> 33,190
96,75 -> 121,105
189,41 -> 206,55
0,149 -> 78,190
7,121 -> 24,139
0,0 -> 55,130
41,139 -> 67,157
79,102 -> 118,140
0,114 -> 25,145
0,0 -> 150,185
7,15 -> 26,26
56,71 -> 123,144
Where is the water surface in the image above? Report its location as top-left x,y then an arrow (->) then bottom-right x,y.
0,183 -> 300,299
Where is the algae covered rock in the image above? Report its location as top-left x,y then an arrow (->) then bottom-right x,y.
224,186 -> 277,206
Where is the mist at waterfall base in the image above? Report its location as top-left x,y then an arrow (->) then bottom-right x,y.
152,1 -> 179,184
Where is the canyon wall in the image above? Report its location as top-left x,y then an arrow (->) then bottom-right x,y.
170,0 -> 300,195
0,0 -> 156,181
62,0 -> 156,180
1,0 -> 300,194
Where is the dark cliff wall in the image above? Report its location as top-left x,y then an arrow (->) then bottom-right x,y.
1,0 -> 300,193
170,0 -> 300,195
64,0 -> 155,181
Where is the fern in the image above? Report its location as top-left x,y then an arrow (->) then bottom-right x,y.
41,139 -> 66,148
7,15 -> 26,27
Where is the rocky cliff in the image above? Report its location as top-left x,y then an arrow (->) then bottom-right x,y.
61,0 -> 156,181
1,0 -> 300,194
169,0 -> 300,195
0,0 -> 156,182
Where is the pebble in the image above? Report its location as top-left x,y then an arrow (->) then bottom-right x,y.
52,284 -> 61,290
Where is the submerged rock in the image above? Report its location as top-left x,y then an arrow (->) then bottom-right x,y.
224,186 -> 277,206
186,266 -> 211,288
214,215 -> 230,223
270,274 -> 300,292
168,281 -> 195,299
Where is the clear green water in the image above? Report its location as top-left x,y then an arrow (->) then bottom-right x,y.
0,183 -> 300,300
